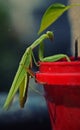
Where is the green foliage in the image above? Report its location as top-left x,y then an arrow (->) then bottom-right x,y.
38,3 -> 80,34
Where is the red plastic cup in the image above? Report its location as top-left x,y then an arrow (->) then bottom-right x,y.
35,57 -> 80,130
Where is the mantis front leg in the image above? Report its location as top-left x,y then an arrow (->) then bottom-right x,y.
39,42 -> 70,62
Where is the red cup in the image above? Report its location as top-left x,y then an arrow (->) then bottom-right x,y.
35,57 -> 80,130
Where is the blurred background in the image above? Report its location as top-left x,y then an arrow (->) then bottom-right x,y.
0,0 -> 80,129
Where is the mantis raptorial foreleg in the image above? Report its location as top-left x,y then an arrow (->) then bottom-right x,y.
38,41 -> 70,62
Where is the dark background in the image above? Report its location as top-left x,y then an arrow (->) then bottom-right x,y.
0,0 -> 71,129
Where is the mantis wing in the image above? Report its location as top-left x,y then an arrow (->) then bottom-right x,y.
3,48 -> 32,110
19,73 -> 29,108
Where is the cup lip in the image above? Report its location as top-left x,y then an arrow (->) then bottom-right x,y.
36,57 -> 80,85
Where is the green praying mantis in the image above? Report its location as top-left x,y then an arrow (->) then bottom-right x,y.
3,31 -> 70,110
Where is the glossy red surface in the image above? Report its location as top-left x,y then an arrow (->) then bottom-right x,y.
35,57 -> 80,130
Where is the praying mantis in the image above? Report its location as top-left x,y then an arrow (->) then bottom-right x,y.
3,31 -> 70,110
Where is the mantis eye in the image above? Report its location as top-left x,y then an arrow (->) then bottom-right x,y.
46,31 -> 54,40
